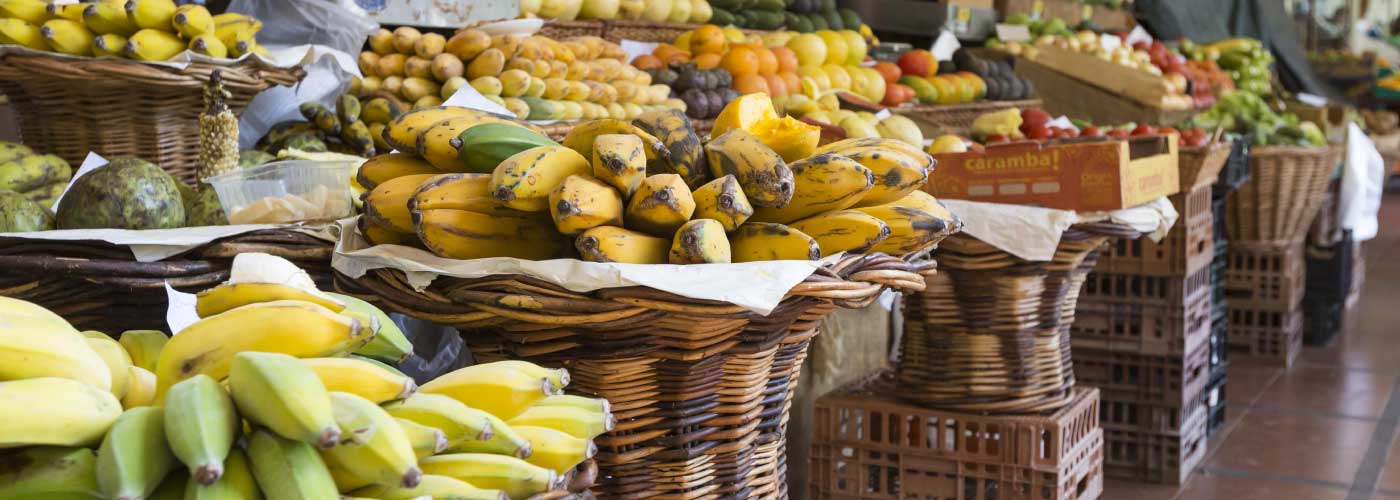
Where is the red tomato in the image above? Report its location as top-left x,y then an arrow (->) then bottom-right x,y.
1081,126 -> 1104,137
1131,125 -> 1157,136
1107,129 -> 1132,139
984,134 -> 1010,144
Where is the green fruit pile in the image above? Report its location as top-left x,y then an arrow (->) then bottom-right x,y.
256,94 -> 379,159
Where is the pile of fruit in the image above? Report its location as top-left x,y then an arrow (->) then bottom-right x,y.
0,141 -> 70,212
709,0 -> 864,32
359,28 -> 682,121
1179,38 -> 1272,95
520,0 -> 713,24
932,107 -> 1213,148
254,94 -> 379,159
1188,90 -> 1325,147
0,256 -> 608,499
357,93 -> 957,263
0,156 -> 228,233
642,62 -> 740,119
878,48 -> 1031,106
0,0 -> 263,60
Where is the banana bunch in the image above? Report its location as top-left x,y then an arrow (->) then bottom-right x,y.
0,140 -> 71,210
252,93 -> 379,159
357,93 -> 958,264
0,0 -> 264,61
0,254 -> 611,499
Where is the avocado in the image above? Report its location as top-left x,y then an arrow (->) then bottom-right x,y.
838,8 -> 861,30
822,8 -> 844,30
710,7 -> 735,25
752,10 -> 784,29
55,157 -> 185,230
0,190 -> 53,232
808,13 -> 828,30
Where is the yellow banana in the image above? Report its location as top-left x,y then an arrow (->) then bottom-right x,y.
419,362 -> 558,420
691,175 -> 752,231
729,222 -> 821,262
171,3 -> 213,38
397,417 -> 450,459
417,116 -> 536,172
96,406 -> 176,500
45,2 -> 87,22
852,202 -> 950,256
489,145 -> 590,205
634,108 -> 708,189
246,430 -> 340,500
591,133 -> 647,197
125,0 -> 177,31
384,106 -> 539,154
705,129 -> 792,208
187,33 -> 226,59
382,393 -> 496,447
534,394 -> 610,414
224,29 -> 255,58
487,360 -> 569,390
39,19 -> 94,56
184,448 -> 258,500
316,292 -> 413,365
508,404 -> 615,440
790,210 -> 890,257
322,392 -> 422,489
549,174 -> 623,235
895,190 -> 960,224
418,453 -> 562,499
0,0 -> 48,24
510,425 -> 596,474
0,446 -> 102,499
814,136 -> 931,160
121,366 -> 156,409
625,173 -> 695,236
154,300 -> 371,399
195,281 -> 346,318
357,152 -> 440,190
838,146 -> 930,207
750,153 -> 873,224
410,173 -> 524,216
574,225 -> 670,264
228,351 -> 341,449
351,474 -> 508,500
124,28 -> 184,61
560,118 -> 667,162
82,2 -> 137,36
93,33 -> 127,57
117,329 -> 166,372
0,18 -> 48,51
163,374 -> 239,486
669,218 -> 730,264
414,208 -> 565,260
85,336 -> 133,399
302,357 -> 417,404
0,305 -> 112,391
0,377 -> 123,448
364,173 -> 437,233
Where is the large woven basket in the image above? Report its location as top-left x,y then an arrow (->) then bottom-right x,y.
0,55 -> 303,185
537,20 -> 610,39
601,20 -> 771,43
1177,140 -> 1231,190
894,99 -> 1042,135
337,250 -> 934,499
0,229 -> 333,333
1226,145 -> 1342,246
896,223 -> 1139,414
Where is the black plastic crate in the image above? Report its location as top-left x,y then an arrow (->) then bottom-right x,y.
1302,297 -> 1345,346
1305,230 -> 1356,304
1209,310 -> 1228,380
1213,135 -> 1252,194
1212,193 -> 1229,248
1205,370 -> 1227,437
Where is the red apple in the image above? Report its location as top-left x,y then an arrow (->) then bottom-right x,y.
897,49 -> 936,78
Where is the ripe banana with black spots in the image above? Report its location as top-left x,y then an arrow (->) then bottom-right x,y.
184,448 -> 257,500
550,174 -> 623,235
323,292 -> 414,364
414,208 -> 565,260
351,474 -> 508,500
815,136 -> 933,162
322,392 -> 422,490
121,366 -> 156,409
163,375 -> 238,485
194,281 -> 346,318
0,18 -> 48,51
117,329 -> 166,372
83,2 -> 137,36
171,3 -> 213,38
154,300 -> 371,398
0,446 -> 101,499
382,393 -> 497,450
633,109 -> 708,188
574,226 -> 670,264
418,453 -> 562,499
246,430 -> 340,500
96,406 -> 177,500
691,175 -> 751,231
625,173 -> 695,236
508,404 -> 615,440
364,173 -> 437,233
39,19 -> 94,56
852,202 -> 949,256
591,133 -> 647,197
511,425 -> 597,473
0,377 -> 122,448
228,351 -> 341,449
85,336 -> 132,398
303,357 -> 417,404
705,129 -> 793,208
419,362 -> 558,420
300,102 -> 341,136
669,218 -> 730,264
125,0 -> 177,31
397,417 -> 450,459
356,153 -> 439,191
750,153 -> 873,224
410,173 -> 525,216
790,210 -> 890,257
895,190 -> 960,226
418,116 -> 529,171
838,146 -> 931,207
489,145 -> 590,208
561,118 -> 667,163
729,222 -> 820,262
125,28 -> 184,61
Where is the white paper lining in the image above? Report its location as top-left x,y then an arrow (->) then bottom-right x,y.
940,197 -> 1177,262
0,224 -> 336,262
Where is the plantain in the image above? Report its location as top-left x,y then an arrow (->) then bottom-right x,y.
750,153 -> 873,224
789,210 -> 891,256
690,174 -> 752,231
549,175 -> 624,236
669,219 -> 731,264
299,101 -> 341,136
574,226 -> 670,264
625,173 -> 695,237
409,173 -> 528,216
839,146 -> 931,207
560,118 -> 668,163
341,120 -> 376,157
489,145 -> 590,207
591,133 -> 646,198
414,208 -> 565,260
704,129 -> 793,208
851,202 -> 949,256
361,97 -> 406,125
357,153 -> 439,190
383,106 -> 541,155
729,222 -> 821,262
336,93 -> 362,124
633,108 -> 708,189
364,173 -> 438,233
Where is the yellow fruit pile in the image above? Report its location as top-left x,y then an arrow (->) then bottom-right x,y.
520,0 -> 713,23
359,93 -> 958,263
0,256 -> 608,499
0,0 -> 261,61
358,27 -> 681,120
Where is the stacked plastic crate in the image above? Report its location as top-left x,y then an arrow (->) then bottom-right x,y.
1302,180 -> 1362,345
1206,140 -> 1251,435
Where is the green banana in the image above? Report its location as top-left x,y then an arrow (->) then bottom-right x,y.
163,375 -> 238,486
0,447 -> 102,500
183,449 -> 258,500
246,430 -> 339,500
96,407 -> 177,500
227,351 -> 340,449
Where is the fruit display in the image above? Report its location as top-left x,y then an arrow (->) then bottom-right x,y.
519,0 -> 714,23
255,93 -> 379,158
1187,90 -> 1326,147
708,0 -> 866,34
937,106 -> 1214,149
0,254 -> 609,499
358,27 -> 680,121
358,92 -> 957,263
880,48 -> 1032,107
640,61 -> 739,119
0,1 -> 264,61
1179,37 -> 1273,95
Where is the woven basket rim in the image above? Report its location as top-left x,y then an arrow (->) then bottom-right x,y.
0,52 -> 304,90
1248,143 -> 1338,157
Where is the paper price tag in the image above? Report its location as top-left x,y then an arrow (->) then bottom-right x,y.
954,7 -> 971,33
1100,34 -> 1122,53
874,109 -> 892,121
165,281 -> 200,335
930,30 -> 961,61
1031,0 -> 1044,19
1298,92 -> 1329,107
442,81 -> 514,117
996,24 -> 1032,43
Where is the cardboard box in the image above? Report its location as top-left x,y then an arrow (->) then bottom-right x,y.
926,135 -> 1181,211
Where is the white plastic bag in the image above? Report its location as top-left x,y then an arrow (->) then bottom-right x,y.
225,0 -> 378,57
1340,123 -> 1385,241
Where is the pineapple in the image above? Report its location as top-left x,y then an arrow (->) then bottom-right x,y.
198,69 -> 239,183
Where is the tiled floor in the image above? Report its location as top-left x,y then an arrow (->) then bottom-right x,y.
1101,193 -> 1400,499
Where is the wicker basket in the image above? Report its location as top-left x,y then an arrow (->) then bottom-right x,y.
0,229 -> 334,333
336,250 -> 933,499
896,223 -> 1140,414
0,55 -> 302,185
895,99 -> 1042,135
602,20 -> 771,43
540,118 -> 713,141
538,19 -> 610,39
1226,145 -> 1342,246
1177,140 -> 1231,190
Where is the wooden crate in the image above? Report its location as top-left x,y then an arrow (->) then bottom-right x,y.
1015,57 -> 1196,127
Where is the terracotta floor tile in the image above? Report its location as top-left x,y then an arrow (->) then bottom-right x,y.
1224,364 -> 1282,405
1252,365 -> 1396,418
1175,472 -> 1348,500
1373,430 -> 1400,492
1101,478 -> 1180,500
1205,410 -> 1376,483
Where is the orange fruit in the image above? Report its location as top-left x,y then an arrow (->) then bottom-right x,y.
778,71 -> 801,95
755,47 -> 779,75
733,73 -> 770,95
770,46 -> 799,73
663,51 -> 690,65
693,53 -> 722,69
653,44 -> 689,62
632,54 -> 664,70
690,25 -> 728,55
873,61 -> 901,83
720,46 -> 760,76
762,73 -> 787,97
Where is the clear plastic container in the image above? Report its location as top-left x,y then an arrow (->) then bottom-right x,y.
205,160 -> 358,225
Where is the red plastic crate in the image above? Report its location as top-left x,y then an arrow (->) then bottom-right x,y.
1071,342 -> 1210,408
810,374 -> 1104,500
1225,242 -> 1306,311
1071,291 -> 1212,356
1103,404 -> 1208,484
1079,263 -> 1213,308
1228,305 -> 1303,367
1095,186 -> 1215,277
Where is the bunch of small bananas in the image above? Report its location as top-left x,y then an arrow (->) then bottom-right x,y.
255,94 -> 379,159
0,255 -> 608,499
0,0 -> 263,61
359,92 -> 959,263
